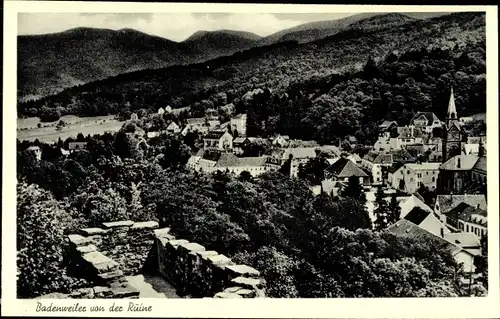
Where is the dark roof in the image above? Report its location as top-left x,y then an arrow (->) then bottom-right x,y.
363,151 -> 392,164
404,207 -> 431,225
186,117 -> 205,125
436,195 -> 487,214
214,153 -> 240,167
386,219 -> 463,256
205,130 -> 228,140
398,126 -> 424,138
391,149 -> 416,163
472,156 -> 486,173
388,162 -> 405,174
411,112 -> 440,125
325,158 -> 368,178
446,202 -> 487,226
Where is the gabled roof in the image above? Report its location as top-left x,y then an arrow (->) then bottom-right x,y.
388,162 -> 405,174
405,162 -> 441,171
444,233 -> 481,249
363,151 -> 392,164
404,207 -> 432,225
233,137 -> 247,144
232,113 -> 247,120
467,136 -> 485,144
325,158 -> 368,178
411,112 -> 440,125
214,153 -> 240,167
472,156 -> 486,173
386,219 -> 463,256
282,147 -> 317,160
166,122 -> 180,129
237,157 -> 267,167
391,149 -> 416,163
440,155 -> 479,171
445,202 -> 487,225
398,126 -> 424,138
400,194 -> 433,219
379,120 -> 397,128
186,117 -> 205,125
436,195 -> 487,214
205,130 -> 229,140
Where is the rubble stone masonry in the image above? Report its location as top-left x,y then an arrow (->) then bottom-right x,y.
59,220 -> 265,299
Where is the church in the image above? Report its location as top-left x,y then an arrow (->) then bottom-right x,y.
438,88 -> 486,194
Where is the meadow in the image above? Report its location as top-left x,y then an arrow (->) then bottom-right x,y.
17,115 -> 126,143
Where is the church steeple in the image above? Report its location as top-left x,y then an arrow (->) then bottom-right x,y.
446,87 -> 458,126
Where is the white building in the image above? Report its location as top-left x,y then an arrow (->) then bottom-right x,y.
390,162 -> 440,194
361,151 -> 393,184
230,113 -> 247,137
203,131 -> 233,151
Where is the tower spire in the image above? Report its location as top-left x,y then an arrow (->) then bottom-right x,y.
447,87 -> 457,121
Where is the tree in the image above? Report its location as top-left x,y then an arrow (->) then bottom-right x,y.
387,193 -> 402,225
474,235 -> 488,289
341,176 -> 367,204
373,186 -> 390,231
17,182 -> 86,298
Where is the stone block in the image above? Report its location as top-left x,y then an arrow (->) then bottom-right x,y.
225,264 -> 260,278
153,227 -> 171,238
79,228 -> 108,236
131,221 -> 159,230
69,287 -> 94,299
93,286 -> 113,298
207,254 -> 232,266
82,251 -> 119,274
213,292 -> 243,298
110,283 -> 140,298
97,270 -> 124,282
231,277 -> 265,290
76,245 -> 97,254
68,234 -> 93,247
102,220 -> 134,229
180,242 -> 206,253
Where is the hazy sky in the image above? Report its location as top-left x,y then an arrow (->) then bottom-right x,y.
18,12 -> 356,41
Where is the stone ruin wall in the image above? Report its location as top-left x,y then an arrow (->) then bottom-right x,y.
56,220 -> 265,299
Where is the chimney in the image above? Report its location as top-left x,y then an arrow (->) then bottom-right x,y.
440,228 -> 444,238
457,158 -> 461,169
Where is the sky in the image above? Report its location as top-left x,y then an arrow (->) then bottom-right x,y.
18,12 -> 356,42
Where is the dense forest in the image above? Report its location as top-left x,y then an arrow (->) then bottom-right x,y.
19,12 -> 486,145
17,125 -> 488,298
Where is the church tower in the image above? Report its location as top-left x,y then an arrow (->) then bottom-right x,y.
442,88 -> 462,162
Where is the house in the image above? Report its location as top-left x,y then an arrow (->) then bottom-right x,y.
203,131 -> 233,151
471,156 -> 486,184
186,149 -> 204,170
26,146 -> 42,161
130,113 -> 138,121
181,118 -> 203,135
147,131 -> 161,139
386,162 -> 405,186
387,219 -> 476,273
399,194 -> 433,219
230,113 -> 247,137
347,153 -> 362,165
68,142 -> 88,153
410,112 -> 442,132
157,107 -> 165,115
438,154 -> 481,193
166,122 -> 181,134
324,157 -> 370,185
444,202 -> 487,238
443,233 -> 482,256
390,162 -> 440,194
361,151 -> 393,185
60,148 -> 70,156
397,126 -> 425,147
433,194 -> 487,222
190,151 -> 274,177
205,108 -> 218,118
378,120 -> 398,133
403,206 -> 451,238
282,146 -> 340,178
271,135 -> 290,148
321,180 -> 347,197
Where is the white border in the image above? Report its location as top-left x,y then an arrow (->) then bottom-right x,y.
3,2 -> 500,318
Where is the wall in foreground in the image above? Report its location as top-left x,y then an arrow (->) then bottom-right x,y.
154,227 -> 266,298
54,220 -> 266,299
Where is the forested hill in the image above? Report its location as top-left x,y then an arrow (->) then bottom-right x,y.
19,12 -> 485,143
18,28 -> 262,101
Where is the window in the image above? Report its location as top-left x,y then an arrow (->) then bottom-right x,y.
432,177 -> 435,182
466,224 -> 469,232
418,173 -> 422,178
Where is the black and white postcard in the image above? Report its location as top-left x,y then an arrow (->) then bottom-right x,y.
2,2 -> 499,318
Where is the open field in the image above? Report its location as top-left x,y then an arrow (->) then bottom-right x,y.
17,115 -> 126,143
